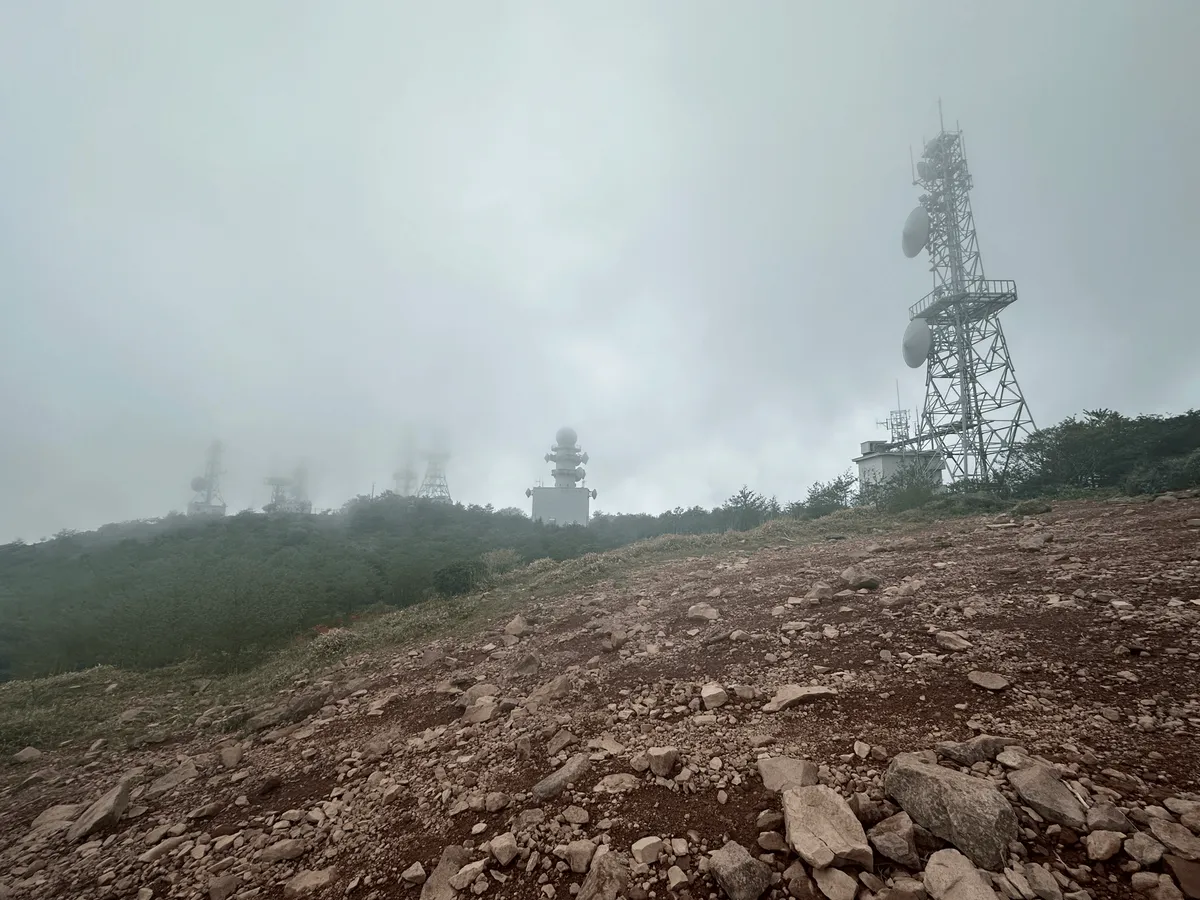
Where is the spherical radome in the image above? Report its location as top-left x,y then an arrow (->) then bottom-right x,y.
555,426 -> 578,447
901,205 -> 931,259
902,318 -> 932,368
190,476 -> 208,492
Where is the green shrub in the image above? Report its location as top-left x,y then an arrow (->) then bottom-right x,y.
432,560 -> 486,597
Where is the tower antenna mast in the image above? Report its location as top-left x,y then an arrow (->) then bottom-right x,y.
416,432 -> 453,504
187,441 -> 227,518
898,108 -> 1036,484
525,427 -> 596,526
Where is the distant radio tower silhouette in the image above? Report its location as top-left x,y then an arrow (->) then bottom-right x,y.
393,427 -> 418,497
187,441 -> 227,517
416,449 -> 452,503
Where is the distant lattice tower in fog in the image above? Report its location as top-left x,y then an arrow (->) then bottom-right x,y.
898,102 -> 1036,484
393,427 -> 419,497
417,450 -> 452,503
264,463 -> 313,515
526,427 -> 596,526
187,441 -> 227,518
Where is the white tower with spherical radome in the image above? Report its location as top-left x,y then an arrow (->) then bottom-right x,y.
526,427 -> 597,526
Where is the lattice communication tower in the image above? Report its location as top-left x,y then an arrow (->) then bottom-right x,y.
263,464 -> 313,514
417,450 -> 452,503
899,105 -> 1036,484
187,441 -> 227,518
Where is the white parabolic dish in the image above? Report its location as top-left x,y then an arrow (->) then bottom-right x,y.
902,318 -> 932,368
901,205 -> 931,259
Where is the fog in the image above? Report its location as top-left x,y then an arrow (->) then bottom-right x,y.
2,1 -> 1198,540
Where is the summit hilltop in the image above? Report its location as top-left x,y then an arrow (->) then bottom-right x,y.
2,495 -> 1199,900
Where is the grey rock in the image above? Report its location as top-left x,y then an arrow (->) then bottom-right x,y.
492,833 -> 519,867
924,849 -> 1001,899
762,684 -> 836,712
1087,801 -> 1133,833
937,735 -> 1012,767
648,747 -> 681,777
13,747 -> 41,764
841,564 -> 881,589
208,874 -> 240,900
967,671 -> 1010,692
593,773 -> 640,794
884,752 -> 1017,870
528,674 -> 572,705
66,779 -> 131,843
532,752 -> 591,800
869,811 -> 920,869
504,614 -> 531,637
283,869 -> 337,898
449,860 -> 487,891
1163,856 -> 1200,900
1018,533 -> 1051,551
1023,863 -> 1063,900
758,757 -> 819,792
1086,831 -> 1124,861
563,804 -> 590,825
813,866 -> 858,900
782,785 -> 873,871
421,846 -> 471,900
708,840 -> 771,900
783,862 -> 820,900
31,803 -> 80,829
566,839 -> 597,874
1008,766 -> 1087,831
262,839 -> 307,862
936,632 -> 974,652
577,852 -> 629,900
402,863 -> 427,885
1125,831 -> 1166,866
1149,820 -> 1200,862
145,759 -> 199,798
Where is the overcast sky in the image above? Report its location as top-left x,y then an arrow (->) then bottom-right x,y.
2,1 -> 1197,540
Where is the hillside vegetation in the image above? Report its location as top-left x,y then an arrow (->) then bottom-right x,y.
0,408 -> 1196,682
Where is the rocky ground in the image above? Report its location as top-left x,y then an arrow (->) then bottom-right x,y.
3,495 -> 1200,900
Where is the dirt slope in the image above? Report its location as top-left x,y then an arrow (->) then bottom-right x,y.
2,496 -> 1199,900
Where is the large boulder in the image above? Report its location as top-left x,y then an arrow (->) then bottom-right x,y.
884,753 -> 1017,870
782,785 -> 873,871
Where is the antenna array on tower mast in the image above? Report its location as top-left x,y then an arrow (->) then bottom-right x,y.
899,105 -> 1036,484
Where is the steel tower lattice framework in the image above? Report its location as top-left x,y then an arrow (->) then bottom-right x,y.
908,110 -> 1036,484
416,451 -> 452,503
